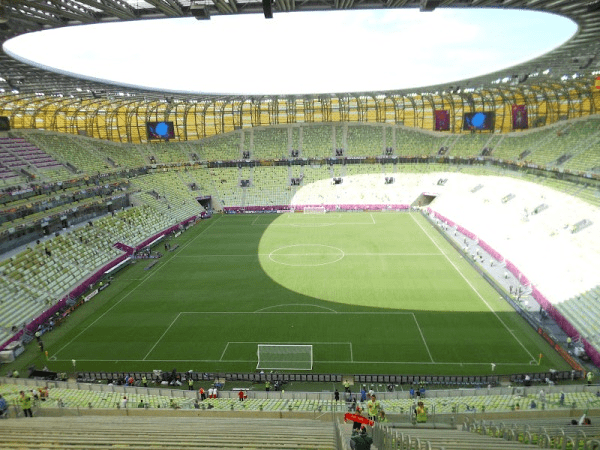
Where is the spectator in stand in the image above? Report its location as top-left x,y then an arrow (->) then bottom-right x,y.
0,394 -> 8,417
360,386 -> 367,403
343,380 -> 350,393
350,426 -> 373,450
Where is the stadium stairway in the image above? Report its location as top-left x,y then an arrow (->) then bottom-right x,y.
0,416 -> 337,449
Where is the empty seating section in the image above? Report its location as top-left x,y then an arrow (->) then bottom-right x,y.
395,128 -> 443,156
451,134 -> 490,157
0,203 -> 182,343
244,167 -> 292,206
206,167 -> 240,207
531,121 -> 595,166
556,286 -> 600,347
492,127 -> 555,161
0,136 -> 68,184
130,172 -> 205,222
252,127 -> 288,159
466,416 -> 600,448
346,125 -> 384,156
20,132 -> 109,175
0,192 -> 116,237
564,140 -> 600,173
139,142 -> 190,164
1,381 -> 599,416
194,132 -> 241,161
94,140 -> 146,168
301,125 -> 333,158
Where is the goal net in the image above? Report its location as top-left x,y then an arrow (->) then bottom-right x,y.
303,206 -> 326,214
256,344 -> 313,370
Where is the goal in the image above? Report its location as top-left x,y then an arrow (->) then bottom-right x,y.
256,344 -> 313,370
303,206 -> 326,214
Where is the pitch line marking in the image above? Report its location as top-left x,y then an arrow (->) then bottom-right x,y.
144,312 -> 181,360
176,253 -> 442,257
177,311 -> 415,315
410,213 -> 537,362
50,358 -> 537,366
370,213 -> 376,224
254,303 -> 338,313
412,313 -> 434,363
220,342 -> 230,361
51,216 -> 222,359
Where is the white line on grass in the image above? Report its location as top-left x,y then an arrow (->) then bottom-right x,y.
251,215 -> 259,225
176,253 -> 442,257
412,313 -> 434,362
50,358 -> 537,365
51,217 -> 222,359
254,304 -> 338,313
143,313 -> 181,360
350,342 -> 354,362
409,213 -> 537,362
177,311 -> 415,315
219,342 -> 230,361
254,222 -> 375,226
370,213 -> 376,224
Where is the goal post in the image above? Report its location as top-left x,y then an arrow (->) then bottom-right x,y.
303,206 -> 326,214
256,344 -> 313,370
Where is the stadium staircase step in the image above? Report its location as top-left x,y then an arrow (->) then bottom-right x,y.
0,416 -> 337,449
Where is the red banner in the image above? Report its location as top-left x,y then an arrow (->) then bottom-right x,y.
344,413 -> 374,426
512,104 -> 528,130
434,110 -> 450,131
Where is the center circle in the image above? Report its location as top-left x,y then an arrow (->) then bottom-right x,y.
268,244 -> 345,267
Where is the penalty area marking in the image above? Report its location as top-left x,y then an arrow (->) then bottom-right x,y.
254,303 -> 338,313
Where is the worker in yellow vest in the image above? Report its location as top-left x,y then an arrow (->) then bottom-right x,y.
416,401 -> 427,423
19,391 -> 33,418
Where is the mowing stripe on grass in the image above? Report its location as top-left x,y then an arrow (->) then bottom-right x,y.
410,213 -> 537,362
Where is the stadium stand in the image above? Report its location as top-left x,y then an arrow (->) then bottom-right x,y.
0,416 -> 337,449
346,124 -> 384,156
252,127 -> 288,160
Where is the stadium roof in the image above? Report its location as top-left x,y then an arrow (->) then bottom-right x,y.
0,0 -> 599,101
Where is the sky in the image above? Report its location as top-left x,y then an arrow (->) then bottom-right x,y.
3,8 -> 577,96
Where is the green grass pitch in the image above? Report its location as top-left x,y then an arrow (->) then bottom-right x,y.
35,212 -> 569,376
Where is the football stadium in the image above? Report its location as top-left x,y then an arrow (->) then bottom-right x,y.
0,0 -> 599,448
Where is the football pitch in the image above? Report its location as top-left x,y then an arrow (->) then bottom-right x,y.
40,212 -> 569,376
